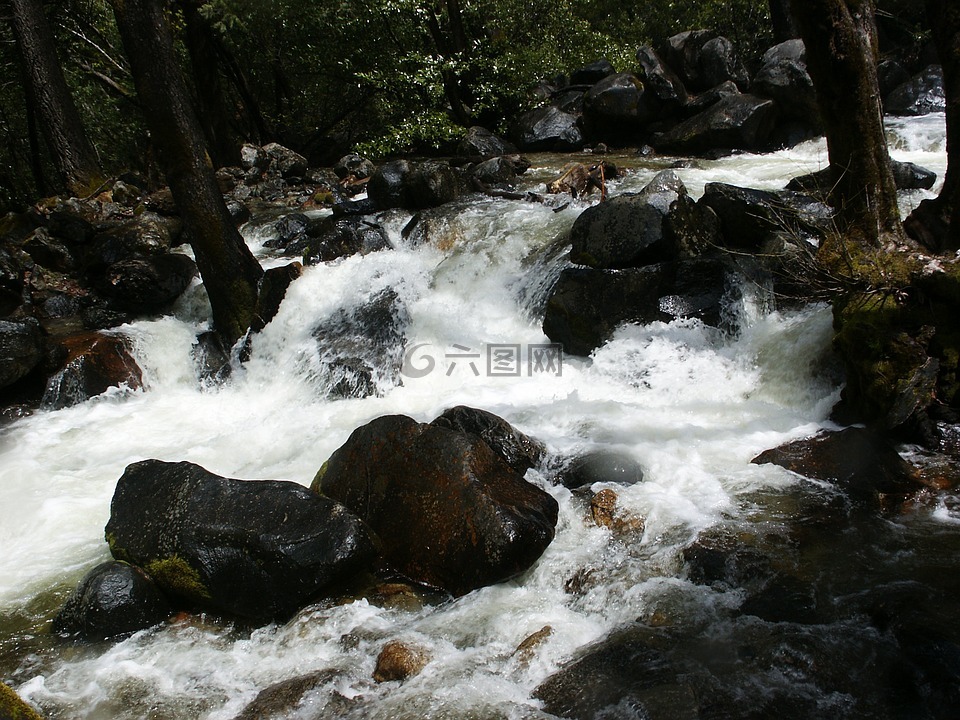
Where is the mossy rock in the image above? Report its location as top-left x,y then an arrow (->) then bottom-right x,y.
0,683 -> 43,720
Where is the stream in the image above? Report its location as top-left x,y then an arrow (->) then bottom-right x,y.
0,113 -> 952,719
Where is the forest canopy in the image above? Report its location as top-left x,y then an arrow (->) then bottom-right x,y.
0,0 -> 931,211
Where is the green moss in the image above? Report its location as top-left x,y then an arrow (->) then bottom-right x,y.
0,683 -> 43,720
146,555 -> 211,601
310,460 -> 329,494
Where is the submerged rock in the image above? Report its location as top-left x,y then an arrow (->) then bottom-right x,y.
317,414 -> 558,596
232,670 -> 344,720
52,561 -> 173,640
752,427 -> 922,506
42,332 -> 142,410
542,258 -> 732,356
301,216 -> 390,265
556,450 -> 645,489
105,459 -> 376,622
373,640 -> 430,682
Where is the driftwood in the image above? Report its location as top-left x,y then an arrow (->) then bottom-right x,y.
546,162 -> 611,200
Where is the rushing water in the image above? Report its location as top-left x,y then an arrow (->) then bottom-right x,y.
0,115 -> 950,719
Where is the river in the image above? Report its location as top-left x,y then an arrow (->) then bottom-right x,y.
0,113 -> 950,719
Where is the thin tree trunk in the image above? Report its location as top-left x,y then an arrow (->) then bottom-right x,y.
110,0 -> 262,347
792,0 -> 904,245
9,0 -> 102,195
904,0 -> 960,251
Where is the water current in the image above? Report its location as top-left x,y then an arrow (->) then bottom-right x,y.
0,114 -> 951,719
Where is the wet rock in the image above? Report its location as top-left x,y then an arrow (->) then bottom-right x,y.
700,36 -> 749,90
333,153 -> 375,180
699,182 -> 834,251
761,38 -> 805,66
0,682 -> 42,720
302,217 -> 390,265
542,258 -> 731,356
471,156 -> 524,186
654,94 -> 777,155
225,199 -> 251,226
318,414 -> 558,596
0,318 -> 44,390
368,160 -> 466,210
458,126 -> 518,158
570,59 -> 616,86
111,180 -> 141,206
310,288 -> 407,398
659,29 -> 718,91
42,332 -> 142,410
589,488 -> 645,535
752,55 -> 818,125
81,306 -> 132,331
885,65 -> 946,116
52,561 -> 173,640
249,262 -> 302,336
100,253 -> 197,312
23,228 -> 75,272
263,142 -> 308,179
240,143 -> 269,172
739,573 -> 819,624
681,80 -> 741,118
232,670 -> 349,720
514,625 -> 554,666
105,459 -> 376,622
751,427 -> 922,506
510,106 -> 584,152
567,170 -> 692,269
260,213 -> 310,251
583,73 -> 655,139
664,194 -> 722,259
373,640 -> 430,682
47,207 -> 96,245
635,45 -> 688,108
82,213 -> 182,276
331,198 -> 378,217
557,450 -> 645,489
192,330 -> 231,384
430,405 -> 546,475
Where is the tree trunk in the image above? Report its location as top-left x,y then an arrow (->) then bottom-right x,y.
903,0 -> 960,252
110,0 -> 262,347
792,0 -> 904,246
769,0 -> 798,42
180,1 -> 240,167
9,0 -> 102,196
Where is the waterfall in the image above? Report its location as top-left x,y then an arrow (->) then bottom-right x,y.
0,114 -> 949,719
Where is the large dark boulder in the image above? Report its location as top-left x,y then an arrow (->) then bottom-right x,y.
752,427 -> 922,506
333,153 -> 375,180
556,450 -> 645,490
885,65 -> 946,116
100,253 -> 197,312
567,170 -> 688,269
752,55 -> 818,125
570,59 -> 615,86
301,217 -> 390,265
700,36 -> 749,90
42,332 -> 142,410
699,182 -> 834,251
510,106 -> 584,152
542,258 -> 732,356
82,213 -> 183,276
653,94 -> 778,154
317,414 -> 558,596
0,247 -> 26,315
635,45 -> 688,108
367,160 -> 466,210
263,142 -> 308,179
658,29 -> 718,91
582,73 -> 654,139
52,561 -> 173,640
430,405 -> 546,475
457,126 -> 518,158
105,459 -> 376,622
0,318 -> 43,390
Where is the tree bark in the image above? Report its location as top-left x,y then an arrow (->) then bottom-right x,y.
110,0 -> 262,347
769,0 -> 798,42
903,0 -> 960,252
9,0 -> 102,196
180,1 -> 241,167
792,0 -> 904,246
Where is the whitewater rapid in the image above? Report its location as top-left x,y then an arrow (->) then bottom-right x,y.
0,114 -> 947,719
